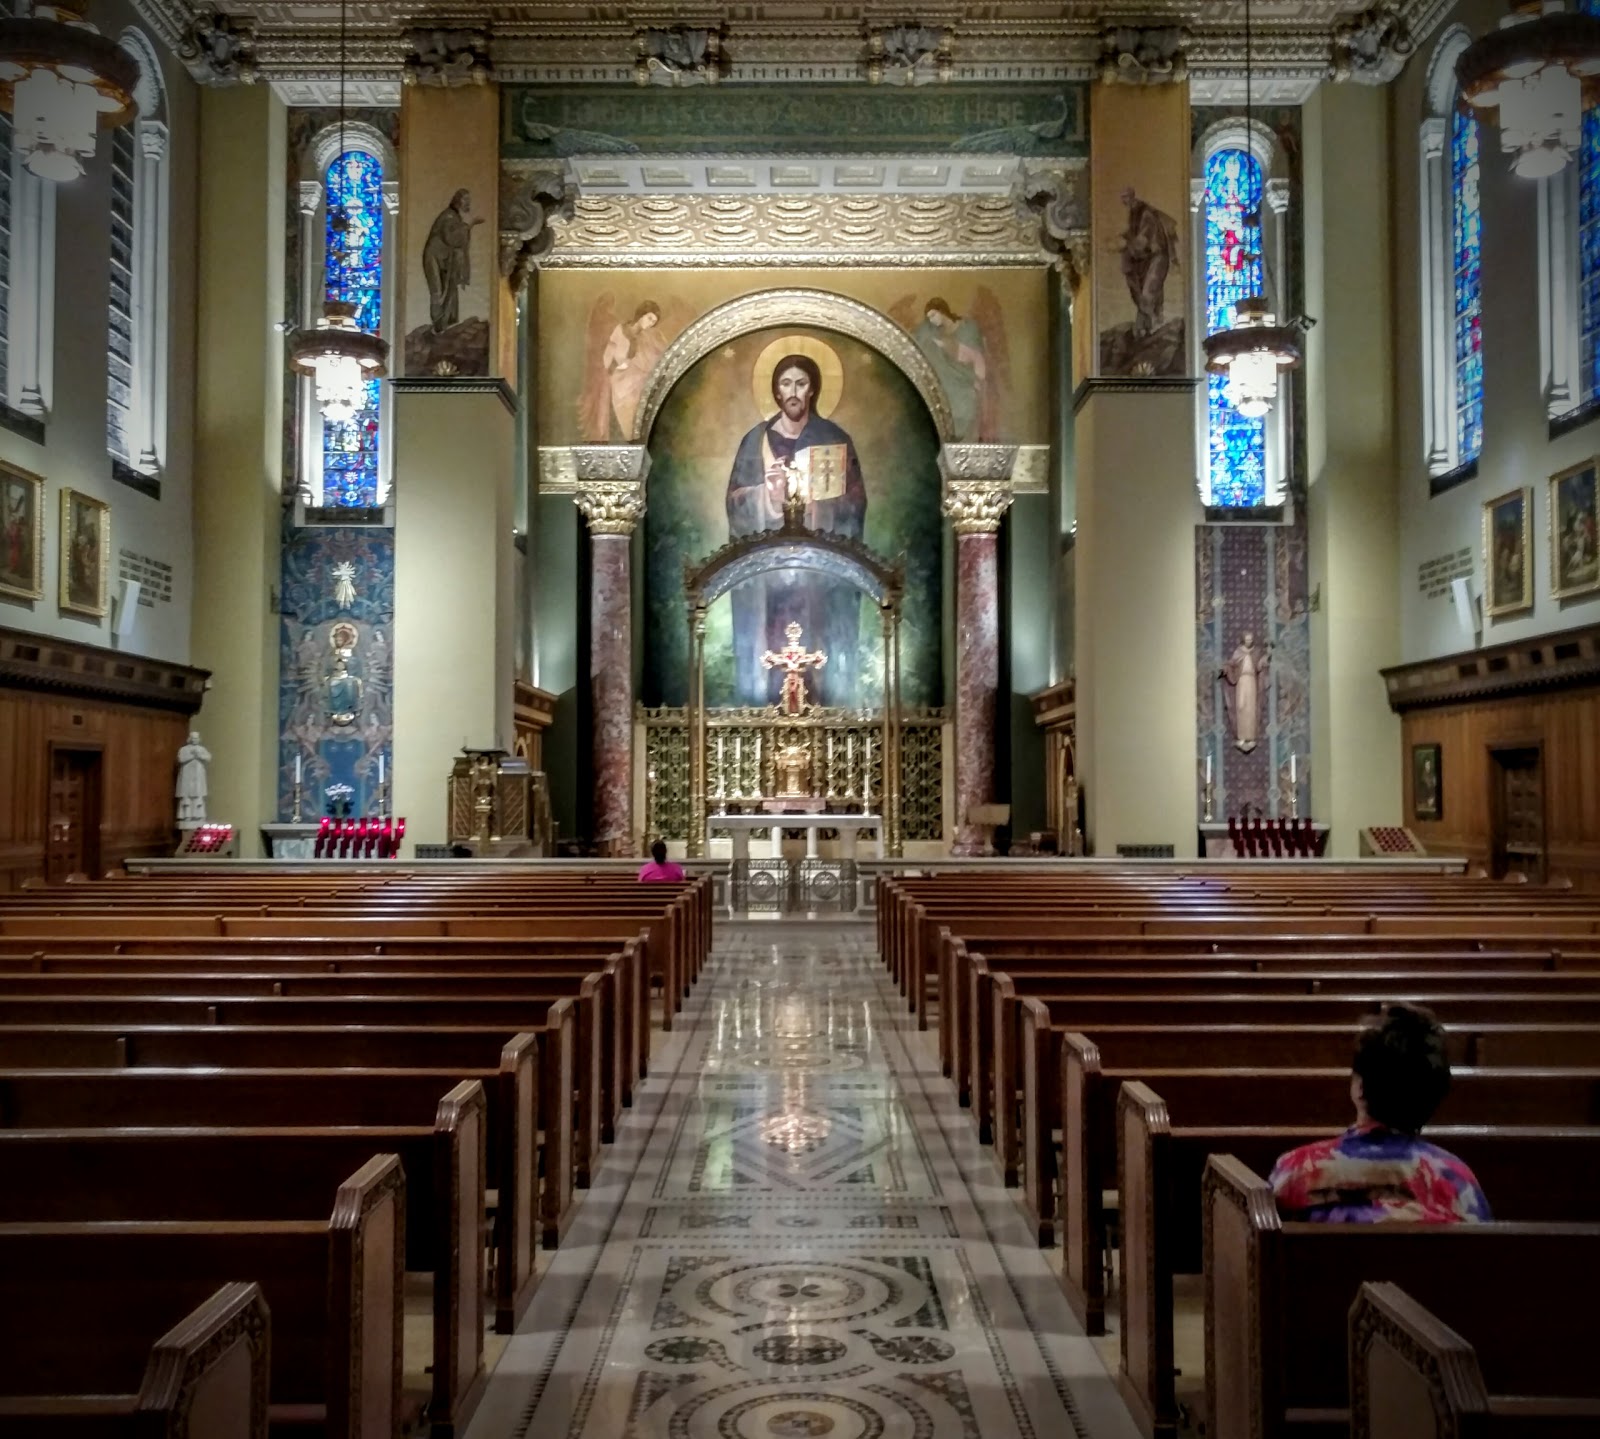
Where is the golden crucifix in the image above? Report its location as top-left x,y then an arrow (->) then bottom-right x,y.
761,622 -> 827,715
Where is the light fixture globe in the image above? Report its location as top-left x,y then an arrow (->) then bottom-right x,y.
1457,3 -> 1600,179
289,300 -> 388,424
1203,296 -> 1303,420
0,4 -> 137,182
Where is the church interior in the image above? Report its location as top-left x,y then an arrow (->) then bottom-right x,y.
3,0 -> 1600,1436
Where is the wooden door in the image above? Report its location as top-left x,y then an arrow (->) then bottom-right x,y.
1489,743 -> 1545,883
45,747 -> 102,884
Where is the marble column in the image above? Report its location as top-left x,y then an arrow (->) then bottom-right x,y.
575,471 -> 647,855
942,456 -> 1015,855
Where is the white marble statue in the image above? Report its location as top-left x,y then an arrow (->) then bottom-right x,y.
1220,633 -> 1271,754
175,730 -> 211,826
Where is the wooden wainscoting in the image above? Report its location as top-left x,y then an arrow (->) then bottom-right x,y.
1398,688 -> 1600,890
0,628 -> 208,892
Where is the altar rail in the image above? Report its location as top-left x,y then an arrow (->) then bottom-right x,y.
636,705 -> 948,845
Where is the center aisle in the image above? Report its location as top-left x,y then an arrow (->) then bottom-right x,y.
465,924 -> 1143,1439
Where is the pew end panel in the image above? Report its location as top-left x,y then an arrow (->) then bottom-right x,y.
1202,1154 -> 1285,1439
496,1033 -> 539,1333
1117,1081 -> 1176,1439
1018,998 -> 1056,1246
431,1082 -> 487,1439
325,1153 -> 406,1439
1061,1031 -> 1105,1335
539,999 -> 578,1249
1350,1282 -> 1492,1439
0,1282 -> 272,1439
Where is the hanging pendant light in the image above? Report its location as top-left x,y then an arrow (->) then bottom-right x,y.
286,0 -> 388,416
1457,2 -> 1600,180
1201,0 -> 1303,420
0,4 -> 137,182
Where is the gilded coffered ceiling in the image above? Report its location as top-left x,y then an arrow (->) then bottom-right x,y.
142,1 -> 1453,105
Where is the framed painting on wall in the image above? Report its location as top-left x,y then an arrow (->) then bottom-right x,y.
1482,486 -> 1533,618
0,461 -> 45,601
1411,742 -> 1442,822
1549,456 -> 1599,601
59,488 -> 110,619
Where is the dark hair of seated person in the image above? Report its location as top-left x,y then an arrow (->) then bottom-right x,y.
651,839 -> 668,864
1352,1002 -> 1451,1135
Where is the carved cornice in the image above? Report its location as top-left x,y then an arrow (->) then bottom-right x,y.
177,9 -> 261,85
1381,622 -> 1600,713
635,26 -> 728,86
540,444 -> 651,494
633,288 -> 955,445
574,476 -> 648,535
1098,24 -> 1189,85
388,376 -> 517,413
1020,160 -> 1089,275
499,160 -> 569,286
0,627 -> 210,714
1011,444 -> 1050,495
403,26 -> 491,86
1329,4 -> 1415,85
541,190 -> 1052,269
123,1 -> 1455,103
865,24 -> 955,86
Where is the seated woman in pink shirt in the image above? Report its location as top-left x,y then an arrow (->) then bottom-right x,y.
638,839 -> 685,883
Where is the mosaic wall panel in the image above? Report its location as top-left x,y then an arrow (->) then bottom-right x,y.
1195,520 -> 1311,819
277,521 -> 395,820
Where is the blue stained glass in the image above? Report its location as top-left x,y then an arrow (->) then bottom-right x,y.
321,150 -> 384,508
1203,147 -> 1268,507
1450,106 -> 1483,462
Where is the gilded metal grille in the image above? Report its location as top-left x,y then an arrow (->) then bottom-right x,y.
638,706 -> 946,843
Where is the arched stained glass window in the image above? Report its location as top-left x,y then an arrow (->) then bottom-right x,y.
1203,147 -> 1267,507
322,150 -> 384,508
1451,105 -> 1483,462
1581,0 -> 1600,404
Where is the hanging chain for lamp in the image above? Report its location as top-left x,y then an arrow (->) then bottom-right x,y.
287,0 -> 388,423
1201,0 -> 1306,424
1457,1 -> 1600,180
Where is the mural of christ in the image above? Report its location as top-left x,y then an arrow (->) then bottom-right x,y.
725,344 -> 867,706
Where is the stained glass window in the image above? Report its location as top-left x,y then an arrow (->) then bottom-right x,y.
1582,0 -> 1600,404
107,123 -> 135,463
1203,147 -> 1268,507
1450,104 -> 1483,463
321,150 -> 384,508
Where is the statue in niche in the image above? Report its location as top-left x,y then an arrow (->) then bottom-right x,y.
1220,632 -> 1271,753
325,622 -> 364,728
175,730 -> 211,826
776,741 -> 811,799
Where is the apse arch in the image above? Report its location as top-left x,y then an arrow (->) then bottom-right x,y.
630,287 -> 955,445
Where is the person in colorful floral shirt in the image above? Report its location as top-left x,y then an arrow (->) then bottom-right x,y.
1269,1003 -> 1491,1224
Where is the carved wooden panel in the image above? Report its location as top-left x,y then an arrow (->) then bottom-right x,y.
1400,686 -> 1599,890
0,688 -> 187,891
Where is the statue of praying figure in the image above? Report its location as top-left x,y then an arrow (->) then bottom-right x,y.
761,622 -> 827,715
1220,632 -> 1271,753
175,730 -> 211,827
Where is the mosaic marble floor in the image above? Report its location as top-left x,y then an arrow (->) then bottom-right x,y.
465,925 -> 1143,1439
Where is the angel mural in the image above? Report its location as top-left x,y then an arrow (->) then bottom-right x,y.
888,290 -> 1010,442
576,295 -> 690,442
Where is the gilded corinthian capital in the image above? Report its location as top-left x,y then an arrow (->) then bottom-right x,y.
575,478 -> 647,535
939,443 -> 1017,534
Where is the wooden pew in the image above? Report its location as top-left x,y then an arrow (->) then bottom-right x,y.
0,1080 -> 487,1430
0,993 -> 579,1238
0,1154 -> 406,1439
1203,1154 -> 1600,1439
0,1281 -> 269,1438
1116,1093 -> 1600,1439
0,1050 -> 548,1317
1053,1036 -> 1600,1322
1349,1283 -> 1600,1439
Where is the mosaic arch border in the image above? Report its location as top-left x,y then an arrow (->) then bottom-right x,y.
630,287 -> 956,446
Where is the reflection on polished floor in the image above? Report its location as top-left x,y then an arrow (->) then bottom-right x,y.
465,926 -> 1142,1439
